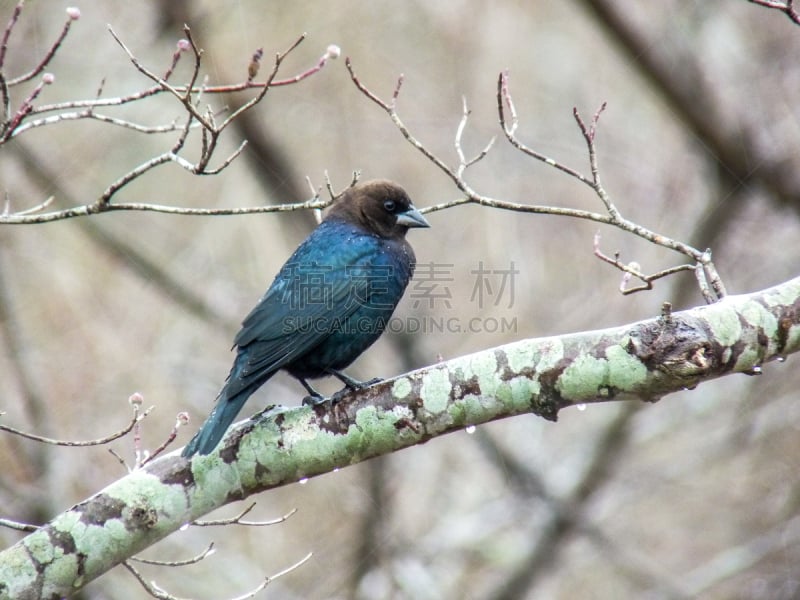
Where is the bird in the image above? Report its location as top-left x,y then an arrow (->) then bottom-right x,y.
181,179 -> 430,457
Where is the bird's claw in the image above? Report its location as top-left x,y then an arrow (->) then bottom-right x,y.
330,377 -> 383,403
303,375 -> 383,407
302,394 -> 328,407
330,388 -> 349,403
344,376 -> 383,391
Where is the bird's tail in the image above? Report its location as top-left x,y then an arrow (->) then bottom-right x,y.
181,387 -> 253,458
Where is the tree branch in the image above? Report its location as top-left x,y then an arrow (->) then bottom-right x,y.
0,12 -> 339,221
346,58 -> 727,302
0,276 -> 797,598
749,0 -> 800,24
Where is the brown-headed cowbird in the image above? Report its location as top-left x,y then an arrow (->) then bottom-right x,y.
182,180 -> 429,457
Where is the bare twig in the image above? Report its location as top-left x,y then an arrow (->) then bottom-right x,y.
107,26 -> 213,132
89,28 -> 329,204
0,517 -> 37,532
139,412 -> 190,467
229,553 -> 313,600
499,72 -> 726,299
123,551 -> 313,600
1,194 -> 52,216
0,401 -> 153,446
0,193 -> 331,224
455,96 -> 495,178
0,73 -> 54,142
0,15 -> 338,219
593,233 -> 697,295
122,560 -> 183,600
29,49 -> 339,116
345,56 -> 481,197
270,43 -> 340,86
0,1 -> 24,71
12,111 -> 197,137
497,71 -> 593,185
131,543 -> 215,567
6,8 -> 79,86
216,34 -> 308,135
0,6 -> 79,141
749,0 -> 800,24
193,504 -> 298,527
346,59 -> 726,300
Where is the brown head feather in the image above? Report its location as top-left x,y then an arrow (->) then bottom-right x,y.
325,179 -> 429,239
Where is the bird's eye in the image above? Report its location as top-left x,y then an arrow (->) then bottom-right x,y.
383,199 -> 396,213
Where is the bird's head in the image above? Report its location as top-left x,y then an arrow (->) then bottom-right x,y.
326,179 -> 430,239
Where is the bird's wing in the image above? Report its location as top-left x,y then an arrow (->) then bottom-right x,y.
229,232 -> 379,385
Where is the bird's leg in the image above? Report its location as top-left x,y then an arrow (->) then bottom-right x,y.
327,369 -> 382,402
328,369 -> 383,390
299,378 -> 327,407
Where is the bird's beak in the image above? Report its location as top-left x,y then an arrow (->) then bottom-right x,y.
396,204 -> 431,228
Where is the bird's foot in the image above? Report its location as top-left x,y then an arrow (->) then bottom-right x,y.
302,393 -> 328,407
299,377 -> 327,406
330,376 -> 383,403
328,369 -> 383,391
348,376 -> 383,390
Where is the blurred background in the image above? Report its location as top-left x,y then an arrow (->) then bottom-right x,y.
1,1 -> 800,598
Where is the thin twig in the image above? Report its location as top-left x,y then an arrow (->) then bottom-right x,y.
0,194 -> 331,224
497,71 -> 592,185
0,517 -> 37,532
139,412 -> 190,467
107,26 -> 212,131
7,8 -> 79,86
593,233 -> 697,295
1,194 -> 52,216
12,111 -> 193,137
0,405 -> 153,446
0,1 -> 24,71
346,56 -> 474,196
346,60 -> 726,301
454,96 -> 495,178
123,552 -> 312,600
131,543 -> 215,567
749,0 -> 800,24
228,553 -> 313,600
193,505 -> 298,527
1,73 -> 54,142
122,561 -> 180,600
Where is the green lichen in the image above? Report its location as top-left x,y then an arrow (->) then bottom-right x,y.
605,344 -> 647,391
24,529 -> 60,565
348,406 -> 389,457
420,368 -> 451,414
453,394 -> 486,426
557,353 -> 608,400
734,344 -> 762,372
703,303 -> 742,347
506,341 -> 535,374
740,301 -> 777,336
0,545 -> 38,598
392,377 -> 412,399
469,352 -> 499,397
785,323 -> 800,354
43,554 -> 82,596
761,279 -> 800,307
508,375 -> 536,410
107,472 -> 189,525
